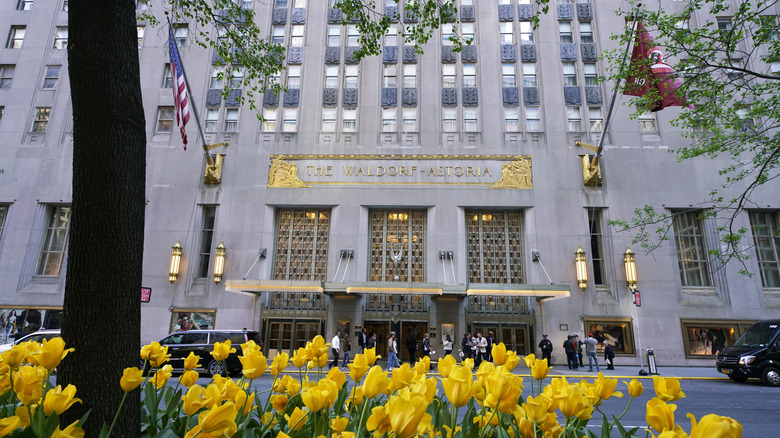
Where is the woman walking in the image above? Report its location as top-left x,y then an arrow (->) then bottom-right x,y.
387,332 -> 399,370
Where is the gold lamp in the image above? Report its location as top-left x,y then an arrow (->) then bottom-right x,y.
169,241 -> 182,283
575,245 -> 588,290
213,241 -> 226,284
623,246 -> 637,289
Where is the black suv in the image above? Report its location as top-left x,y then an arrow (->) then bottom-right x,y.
155,330 -> 262,376
716,320 -> 780,387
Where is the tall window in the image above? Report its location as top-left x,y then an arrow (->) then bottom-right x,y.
500,22 -> 514,44
749,211 -> 780,288
567,106 -> 581,131
383,64 -> 397,88
0,205 -> 7,243
286,65 -> 301,89
42,66 -> 61,89
588,107 -> 602,132
522,64 -> 537,86
33,107 -> 51,132
173,25 -> 188,46
205,108 -> 219,133
0,65 -> 15,89
7,26 -> 26,49
466,210 -> 524,284
441,23 -> 454,45
579,22 -> 593,43
382,108 -> 396,132
463,108 -> 478,131
638,112 -> 657,132
526,107 -> 540,131
583,62 -> 598,86
162,65 -> 172,88
462,23 -> 475,43
210,66 -> 224,88
53,27 -> 68,49
563,63 -> 577,86
262,108 -> 277,131
519,22 -> 533,44
155,107 -> 174,133
321,108 -> 336,132
137,26 -> 145,48
717,17 -> 733,31
403,64 -> 416,88
673,210 -> 712,287
442,64 -> 456,87
196,206 -> 217,278
402,108 -> 417,132
18,0 -> 33,10
443,109 -> 457,132
504,107 -> 519,132
346,25 -> 359,46
325,65 -> 338,88
342,108 -> 356,132
559,22 -> 573,43
224,108 -> 238,132
369,210 -> 426,282
290,24 -> 304,46
327,25 -> 340,46
37,206 -> 71,276
344,65 -> 358,88
385,25 -> 398,46
588,209 -> 606,286
274,209 -> 330,281
272,26 -> 285,44
502,63 -> 516,87
463,64 -> 476,87
283,108 -> 297,132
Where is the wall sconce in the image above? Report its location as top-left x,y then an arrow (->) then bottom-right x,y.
169,241 -> 182,283
213,241 -> 226,284
623,246 -> 637,289
575,245 -> 588,290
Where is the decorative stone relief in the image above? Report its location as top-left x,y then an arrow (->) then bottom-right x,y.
268,157 -> 310,188
503,87 -> 519,105
557,4 -> 573,20
461,45 -> 477,63
523,87 -> 539,105
498,4 -> 514,21
441,46 -> 456,63
518,4 -> 534,21
325,47 -> 341,64
489,157 -> 533,189
283,88 -> 300,107
328,8 -> 343,23
404,9 -> 418,22
287,47 -> 303,64
500,44 -> 517,62
581,44 -> 598,61
382,88 -> 398,107
585,87 -> 603,105
385,6 -> 399,22
403,46 -> 418,63
463,88 -> 478,106
206,89 -> 222,107
263,90 -> 279,107
560,44 -> 577,61
460,5 -> 475,22
383,46 -> 398,63
442,88 -> 457,106
226,89 -> 242,107
563,86 -> 582,105
577,3 -> 593,20
291,8 -> 306,23
521,45 -> 537,62
343,88 -> 358,106
402,88 -> 418,106
345,47 -> 359,64
272,8 -> 287,24
322,88 -> 338,106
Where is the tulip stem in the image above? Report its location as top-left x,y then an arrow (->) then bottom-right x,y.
450,404 -> 458,437
608,395 -> 634,430
356,395 -> 369,435
106,391 -> 128,438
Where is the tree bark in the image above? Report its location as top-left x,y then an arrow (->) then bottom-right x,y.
59,0 -> 145,434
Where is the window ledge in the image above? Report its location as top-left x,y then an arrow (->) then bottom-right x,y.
763,287 -> 780,296
682,286 -> 717,295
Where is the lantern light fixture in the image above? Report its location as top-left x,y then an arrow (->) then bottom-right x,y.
169,241 -> 182,283
213,241 -> 226,284
575,245 -> 588,290
623,246 -> 638,289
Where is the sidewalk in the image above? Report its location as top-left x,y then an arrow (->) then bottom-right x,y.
539,365 -> 725,380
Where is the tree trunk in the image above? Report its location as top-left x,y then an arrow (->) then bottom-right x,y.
59,0 -> 146,435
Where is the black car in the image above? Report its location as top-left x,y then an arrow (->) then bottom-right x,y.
716,320 -> 780,387
154,330 -> 262,377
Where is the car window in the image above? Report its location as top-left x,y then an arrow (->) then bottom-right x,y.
162,334 -> 184,345
180,333 -> 208,344
247,333 -> 261,344
211,332 -> 246,345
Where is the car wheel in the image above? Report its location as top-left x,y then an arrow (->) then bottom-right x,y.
207,359 -> 226,377
728,373 -> 748,383
761,367 -> 780,387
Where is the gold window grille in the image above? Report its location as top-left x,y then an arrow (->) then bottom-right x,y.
273,209 -> 330,281
466,210 -> 524,284
467,295 -> 528,314
369,209 -> 426,282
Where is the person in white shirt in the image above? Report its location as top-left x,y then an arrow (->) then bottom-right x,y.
330,331 -> 341,369
476,333 -> 488,366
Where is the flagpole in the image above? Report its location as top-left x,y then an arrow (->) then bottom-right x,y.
167,16 -> 209,157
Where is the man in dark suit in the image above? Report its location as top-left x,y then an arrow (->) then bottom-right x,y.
406,330 -> 417,364
358,328 -> 367,354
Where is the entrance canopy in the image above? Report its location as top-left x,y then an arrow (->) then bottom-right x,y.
225,279 -> 324,295
465,284 -> 570,303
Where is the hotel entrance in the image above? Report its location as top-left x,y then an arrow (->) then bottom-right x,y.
363,320 -> 428,363
264,318 -> 323,358
472,323 -> 530,355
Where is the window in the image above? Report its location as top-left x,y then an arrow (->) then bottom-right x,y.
286,65 -> 300,89
587,209 -> 606,285
402,108 -> 417,132
18,0 -> 33,10
8,26 -> 26,49
526,107 -> 540,131
275,0 -> 288,6
502,63 -> 516,87
385,25 -> 398,46
442,64 -> 456,88
726,59 -> 744,80
680,320 -> 743,358
224,108 -> 238,132
272,26 -> 285,44
441,23 -> 454,45
346,25 -> 359,46
262,108 -> 277,131
500,22 -> 514,44
205,108 -> 219,133
382,108 -> 396,132
673,210 -> 712,287
369,209 -> 426,282
344,65 -> 358,88
196,206 -> 217,278
156,106 -> 174,133
443,109 -> 457,132
736,106 -> 754,131
327,25 -> 340,47
563,63 -> 577,86
230,67 -> 244,88
463,64 -> 476,87
383,64 -> 397,88
0,107 -> 3,123
42,66 -> 61,89
717,17 -> 733,31
0,65 -> 14,89
559,22 -> 573,43
583,62 -> 598,86
174,25 -> 188,47
760,15 -> 779,41
498,0 -> 511,4
466,210 -> 524,284
282,108 -> 297,132
136,0 -> 148,10
504,107 -> 519,131
290,25 -> 304,46
293,0 -> 306,7
674,19 -> 689,31
567,106 -> 581,131
579,22 -> 593,43
210,66 -> 224,89
321,108 -> 336,132
62,0 -> 68,11
462,23 -> 475,43
749,211 -> 780,288
36,206 -> 71,276
325,65 -> 338,88
584,318 -> 634,355
137,26 -> 145,48
522,63 -> 537,86
519,22 -> 533,44
588,107 -> 602,132
33,107 -> 51,132
464,108 -> 478,131
0,205 -> 7,243
342,108 -> 356,132
638,112 -> 657,132
53,27 -> 68,49
273,209 -> 331,281
771,62 -> 780,76
403,64 -> 416,88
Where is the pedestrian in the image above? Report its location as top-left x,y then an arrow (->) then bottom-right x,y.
406,330 -> 418,364
538,334 -> 553,364
387,332 -> 398,370
564,335 -> 577,369
470,334 -> 479,362
367,333 -> 376,350
461,333 -> 471,360
575,335 -> 584,368
487,331 -> 496,362
604,343 -> 615,370
584,333 -> 600,372
330,331 -> 341,369
422,332 -> 432,360
443,335 -> 453,357
341,337 -> 351,368
476,332 -> 488,367
358,328 -> 367,354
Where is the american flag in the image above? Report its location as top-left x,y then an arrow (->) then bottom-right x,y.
168,27 -> 190,149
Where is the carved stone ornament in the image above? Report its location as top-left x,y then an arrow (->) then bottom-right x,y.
291,8 -> 306,24
403,46 -> 418,63
272,8 -> 287,24
383,46 -> 398,63
402,88 -> 418,106
287,47 -> 303,64
206,89 -> 222,107
503,87 -> 519,105
557,4 -> 573,20
581,43 -> 598,61
264,90 -> 279,107
460,5 -> 475,22
521,45 -> 537,62
441,46 -> 456,63
226,89 -> 242,107
501,44 -> 517,62
322,88 -> 338,106
325,47 -> 341,64
461,45 -> 477,63
385,6 -> 399,22
577,3 -> 593,20
328,8 -> 343,23
518,4 -> 534,21
204,154 -> 225,185
498,4 -> 514,21
490,156 -> 533,189
581,154 -> 602,186
382,87 -> 398,107
268,157 -> 310,188
560,44 -> 577,61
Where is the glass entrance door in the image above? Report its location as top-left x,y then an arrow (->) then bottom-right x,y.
400,322 -> 427,363
363,321 -> 391,361
500,325 -> 528,355
266,319 -> 322,358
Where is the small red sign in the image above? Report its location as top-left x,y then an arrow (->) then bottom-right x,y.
633,290 -> 641,307
141,287 -> 152,303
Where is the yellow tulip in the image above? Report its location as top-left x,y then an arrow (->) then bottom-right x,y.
240,340 -> 261,355
280,374 -> 301,396
260,412 -> 278,428
386,392 -> 429,438
653,376 -> 686,401
179,370 -> 199,388
504,351 -> 520,371
646,397 -> 680,433
626,378 -> 644,398
306,335 -> 331,358
43,384 -> 81,416
0,416 -> 20,437
202,382 -> 225,409
482,366 -> 514,410
363,347 -> 381,366
523,353 -> 536,369
593,372 -> 623,400
438,354 -> 457,378
475,360 -> 496,389
366,405 -> 392,436
291,347 -> 309,368
13,365 -> 46,406
239,349 -> 267,380
441,365 -> 473,408
523,394 -> 552,424
331,417 -> 349,434
656,430 -> 689,438
0,358 -> 9,376
491,342 -> 508,366
326,366 -> 347,389
234,390 -> 255,415
270,394 -> 288,413
181,385 -> 205,416
301,380 -> 334,412
31,338 -> 74,371
348,354 -> 370,382
688,413 -> 742,438
2,345 -> 27,368
120,367 -> 144,392
185,401 -> 238,438
443,424 -> 463,438
51,420 -> 85,438
390,363 -> 415,391
473,410 -> 500,427
270,352 -> 289,376
408,377 -> 438,404
152,364 -> 173,389
183,352 -> 201,371
210,340 -> 237,362
348,385 -> 364,407
284,406 -> 309,431
363,365 -> 390,399
140,342 -> 170,367
415,356 -> 431,375
531,357 -> 552,380
461,357 -> 474,370
554,383 -> 591,419
14,404 -> 32,430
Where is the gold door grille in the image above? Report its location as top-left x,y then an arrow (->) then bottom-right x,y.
467,210 -> 523,284
369,209 -> 426,282
273,209 -> 330,281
